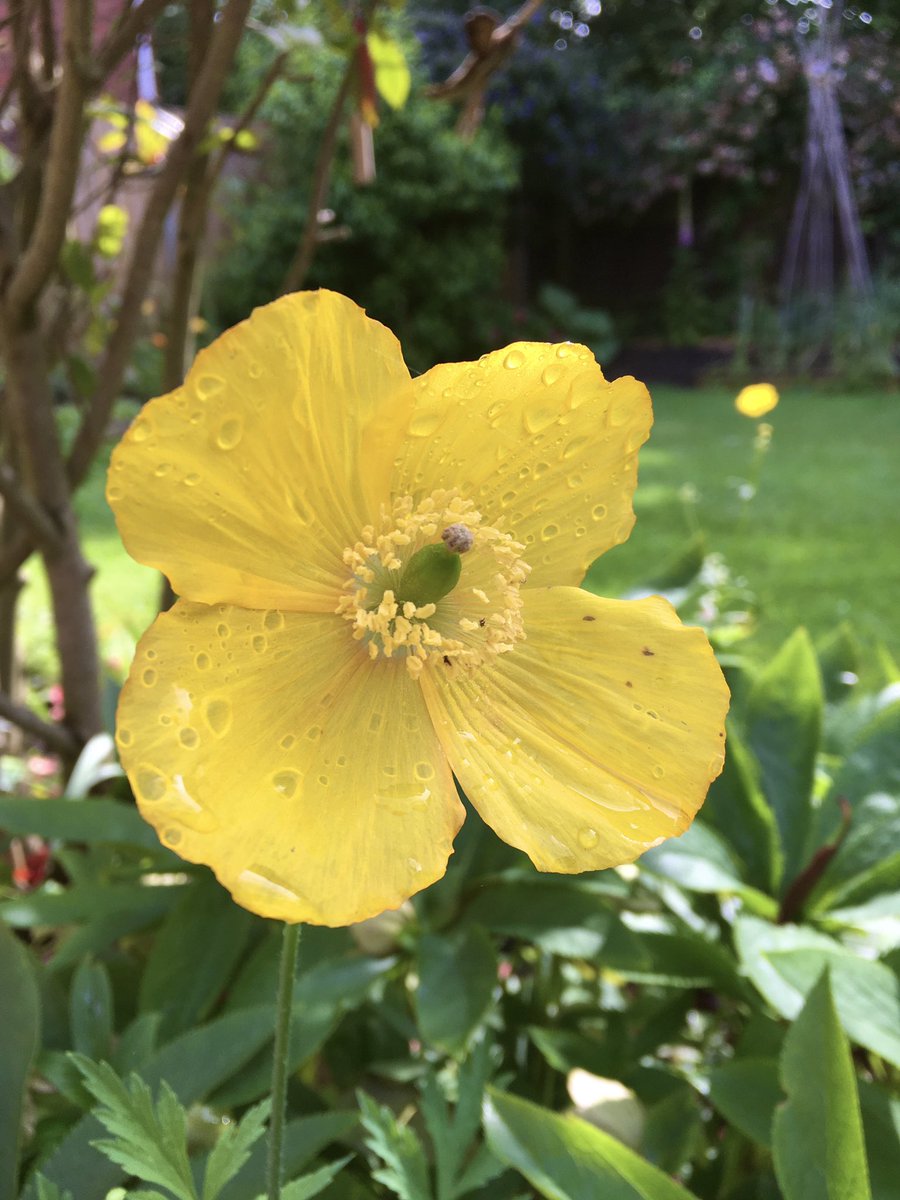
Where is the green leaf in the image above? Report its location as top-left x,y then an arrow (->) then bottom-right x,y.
734,915 -> 839,1017
271,1157 -> 353,1200
764,948 -> 900,1070
358,1091 -> 431,1200
1,881 -> 183,932
707,1058 -> 782,1148
26,1006 -> 276,1197
772,971 -> 872,1200
605,928 -> 749,996
811,704 -> 900,906
217,1112 -> 357,1200
746,628 -> 823,886
71,1056 -> 197,1200
701,726 -> 783,893
0,923 -> 40,1200
69,957 -> 114,1060
462,878 -> 621,957
483,1087 -> 702,1199
202,1100 -> 269,1200
817,622 -> 861,702
139,875 -> 252,1039
418,1036 -> 502,1200
0,796 -> 162,849
32,1177 -> 72,1200
415,926 -> 497,1055
367,32 -> 411,109
858,1080 -> 900,1200
640,821 -> 777,916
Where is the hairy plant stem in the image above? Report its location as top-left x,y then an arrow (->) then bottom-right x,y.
267,921 -> 301,1199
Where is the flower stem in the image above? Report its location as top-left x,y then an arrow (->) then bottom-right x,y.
267,920 -> 301,1199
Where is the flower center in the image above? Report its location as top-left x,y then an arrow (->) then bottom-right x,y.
337,490 -> 530,678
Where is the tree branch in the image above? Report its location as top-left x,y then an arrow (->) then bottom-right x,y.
0,463 -> 63,552
66,0 -> 253,489
280,56 -> 356,295
5,0 -> 91,316
0,688 -> 79,756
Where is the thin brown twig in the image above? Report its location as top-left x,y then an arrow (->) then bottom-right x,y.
66,0 -> 253,489
280,56 -> 356,295
93,0 -> 171,82
0,687 -> 79,756
208,49 -> 290,188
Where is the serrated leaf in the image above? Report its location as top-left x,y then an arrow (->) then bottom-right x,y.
418,1036 -> 497,1200
0,923 -> 40,1200
416,927 -> 496,1056
483,1087 -> 702,1199
27,1006 -> 275,1197
202,1100 -> 270,1200
772,971 -> 871,1200
358,1091 -> 431,1200
746,628 -> 823,886
72,1056 -> 197,1199
277,1156 -> 353,1200
217,1112 -> 357,1200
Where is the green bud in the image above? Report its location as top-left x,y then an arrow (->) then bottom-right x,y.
397,527 -> 473,608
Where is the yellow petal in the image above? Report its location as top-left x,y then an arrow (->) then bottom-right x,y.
421,587 -> 729,872
735,382 -> 779,418
108,291 -> 415,611
116,601 -> 464,925
393,343 -> 652,588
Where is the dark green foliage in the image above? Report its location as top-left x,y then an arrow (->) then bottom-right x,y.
206,49 -> 518,373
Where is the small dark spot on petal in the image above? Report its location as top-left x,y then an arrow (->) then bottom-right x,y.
479,617 -> 486,627
718,731 -> 724,738
443,655 -> 452,666
625,680 -> 633,687
642,647 -> 655,656
582,615 -> 596,622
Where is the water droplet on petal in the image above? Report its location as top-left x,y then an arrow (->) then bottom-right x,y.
409,408 -> 443,438
305,725 -> 322,741
135,766 -> 167,802
155,462 -> 172,477
368,713 -> 383,733
504,348 -> 526,369
541,523 -> 560,541
184,473 -> 201,486
563,435 -> 589,460
263,610 -> 284,632
280,734 -> 295,750
179,727 -> 199,749
131,417 -> 152,442
252,634 -> 267,654
142,668 -> 157,687
163,828 -> 182,846
523,399 -> 557,435
194,652 -> 211,670
107,484 -> 123,501
204,697 -> 232,736
407,857 -> 423,873
556,343 -> 574,359
542,364 -> 563,386
216,416 -> 243,450
592,504 -> 608,521
196,374 -> 225,400
217,623 -> 230,639
578,827 -> 599,849
415,762 -> 435,781
652,765 -> 665,779
273,770 -> 300,798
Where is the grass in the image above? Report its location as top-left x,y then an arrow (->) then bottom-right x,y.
19,384 -> 900,688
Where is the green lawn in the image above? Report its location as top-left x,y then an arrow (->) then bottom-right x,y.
19,384 -> 899,686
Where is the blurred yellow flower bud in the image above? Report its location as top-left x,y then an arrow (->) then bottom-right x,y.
735,382 -> 779,418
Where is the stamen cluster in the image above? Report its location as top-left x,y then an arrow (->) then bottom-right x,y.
337,490 -> 531,677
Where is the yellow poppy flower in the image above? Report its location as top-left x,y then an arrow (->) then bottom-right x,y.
109,291 -> 729,927
735,382 -> 779,419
